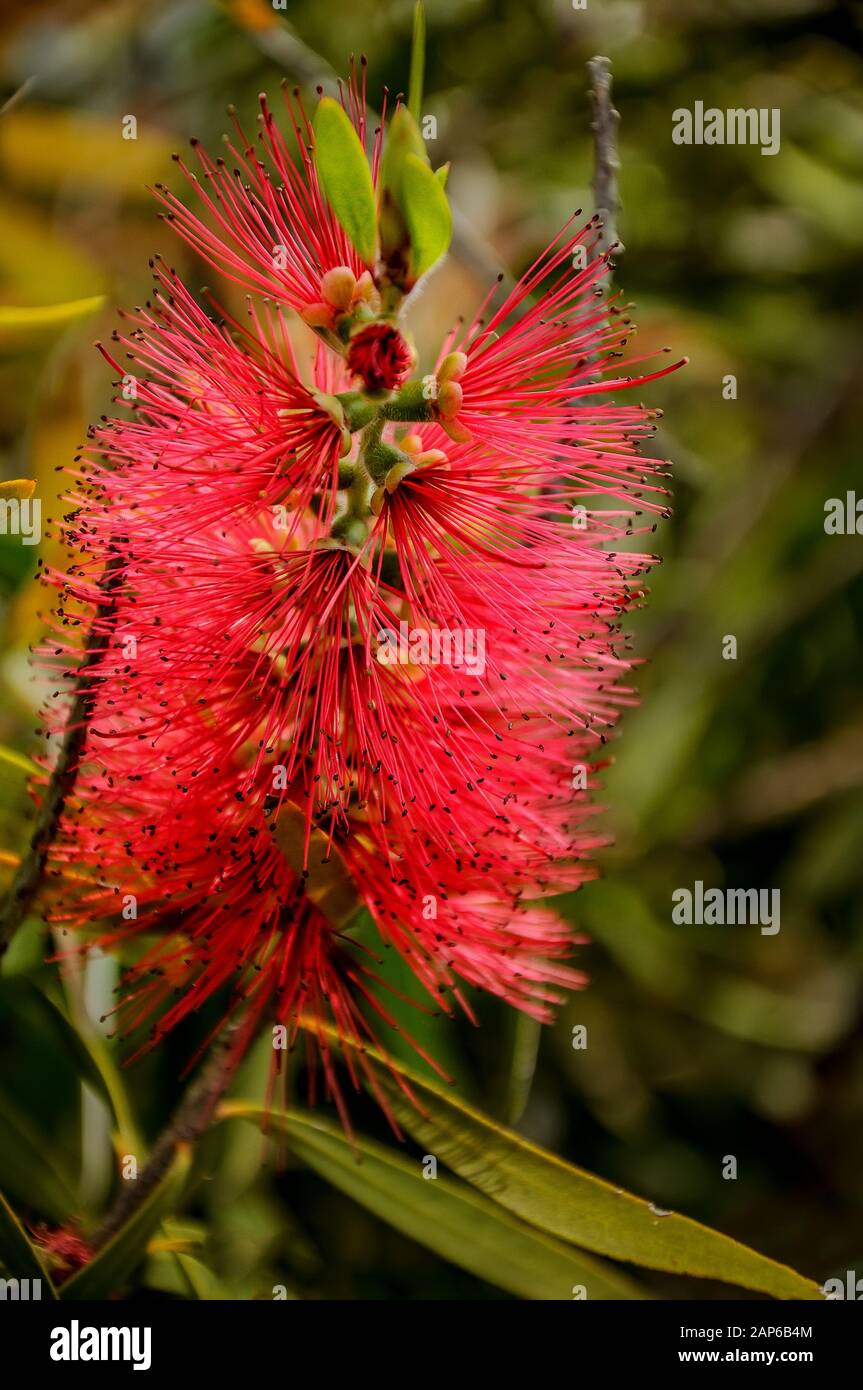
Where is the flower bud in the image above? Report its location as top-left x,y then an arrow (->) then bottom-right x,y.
436,379 -> 463,420
440,416 -> 473,444
437,351 -> 468,384
300,301 -> 333,329
384,459 -> 416,493
320,266 -> 358,311
347,323 -> 414,393
354,271 -> 380,309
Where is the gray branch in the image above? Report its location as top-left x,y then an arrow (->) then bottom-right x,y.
588,55 -> 623,256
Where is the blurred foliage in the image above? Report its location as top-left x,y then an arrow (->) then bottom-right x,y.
1,0 -> 862,1299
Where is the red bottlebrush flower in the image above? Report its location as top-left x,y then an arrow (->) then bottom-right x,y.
37,72 -> 680,1127
156,72 -> 383,318
75,261 -> 349,550
347,322 -> 414,392
31,1226 -> 93,1283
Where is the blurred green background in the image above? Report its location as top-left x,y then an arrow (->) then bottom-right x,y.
1,0 -> 862,1299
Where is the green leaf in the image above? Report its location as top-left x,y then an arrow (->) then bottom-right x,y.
0,479 -> 36,501
0,743 -> 39,778
35,987 -> 116,1114
304,1029 -> 820,1300
173,1252 -> 228,1300
408,2 -> 426,123
0,1085 -> 79,1223
0,294 -> 104,349
0,1188 -> 57,1297
313,98 -> 377,266
504,1011 -> 542,1126
60,1144 -> 191,1299
380,106 -> 429,197
398,153 -> 452,282
70,1023 -> 143,1158
378,108 -> 431,275
221,1104 -> 643,1300
0,916 -> 47,978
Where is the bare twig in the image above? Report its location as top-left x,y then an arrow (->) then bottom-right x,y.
90,1026 -> 240,1250
0,552 -> 125,956
588,55 -> 622,257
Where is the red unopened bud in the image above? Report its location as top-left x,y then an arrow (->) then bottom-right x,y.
347,323 -> 414,393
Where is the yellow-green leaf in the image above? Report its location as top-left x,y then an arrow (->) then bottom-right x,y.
220,1103 -> 644,1300
174,1252 -> 228,1300
398,153 -> 452,283
408,2 -> 426,123
0,743 -> 39,777
0,295 -> 104,349
0,108 -> 175,197
270,803 -> 360,929
0,479 -> 35,501
304,1027 -> 821,1300
381,105 -> 428,196
313,98 -> 377,267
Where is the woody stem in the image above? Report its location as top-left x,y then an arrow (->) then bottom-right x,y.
588,54 -> 623,257
90,1025 -> 240,1250
0,551 -> 126,957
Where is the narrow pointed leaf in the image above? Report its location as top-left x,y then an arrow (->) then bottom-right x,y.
372,1055 -> 821,1299
302,1024 -> 821,1300
0,744 -> 39,777
313,98 -> 377,266
0,1087 -> 79,1222
380,106 -> 428,197
504,1011 -> 542,1126
0,294 -> 104,348
398,153 -> 451,282
0,479 -> 36,501
173,1252 -> 228,1300
408,2 -> 426,122
220,1103 -> 643,1300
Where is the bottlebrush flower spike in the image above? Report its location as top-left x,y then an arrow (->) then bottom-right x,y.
156,69 -> 384,320
37,45 -> 681,1127
77,260 -> 350,549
